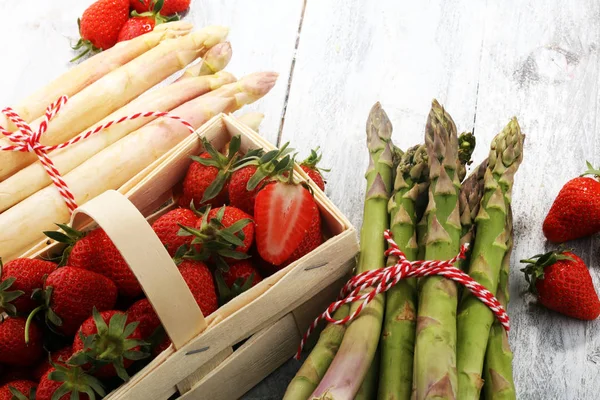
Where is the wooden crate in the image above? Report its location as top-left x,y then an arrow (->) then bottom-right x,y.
29,114 -> 358,399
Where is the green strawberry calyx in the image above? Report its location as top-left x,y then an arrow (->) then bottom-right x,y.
26,287 -> 63,343
132,0 -> 180,26
233,142 -> 296,191
190,136 -> 246,204
0,258 -> 25,316
71,18 -> 101,63
300,147 -> 331,173
8,385 -> 35,400
215,271 -> 255,306
520,247 -> 574,294
69,308 -> 149,382
43,223 -> 88,267
46,361 -> 106,400
176,205 -> 252,271
582,161 -> 600,178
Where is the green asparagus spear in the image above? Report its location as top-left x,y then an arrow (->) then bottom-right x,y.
355,349 -> 380,400
456,119 -> 524,400
457,131 -> 476,182
378,145 -> 427,400
283,305 -> 350,400
483,209 -> 516,400
310,102 -> 394,399
457,160 -> 488,270
413,99 -> 462,400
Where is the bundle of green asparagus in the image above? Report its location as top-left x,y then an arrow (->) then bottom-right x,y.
284,100 -> 524,400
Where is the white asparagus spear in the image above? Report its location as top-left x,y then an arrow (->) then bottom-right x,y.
0,22 -> 193,131
0,25 -> 229,181
0,72 -> 277,261
0,72 -> 236,213
237,112 -> 265,131
177,42 -> 233,81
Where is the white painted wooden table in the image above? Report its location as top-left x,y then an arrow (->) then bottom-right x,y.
1,1 -> 599,398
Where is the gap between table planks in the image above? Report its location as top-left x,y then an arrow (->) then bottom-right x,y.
276,0 -> 600,399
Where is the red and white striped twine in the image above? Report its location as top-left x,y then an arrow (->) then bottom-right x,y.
0,96 -> 195,212
295,229 -> 510,359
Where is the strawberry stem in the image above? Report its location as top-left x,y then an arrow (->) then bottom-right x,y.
24,304 -> 45,344
582,161 -> 600,178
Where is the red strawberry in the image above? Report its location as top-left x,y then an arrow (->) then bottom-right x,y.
36,366 -> 102,400
74,228 -> 142,297
300,148 -> 328,191
179,260 -> 218,316
254,181 -> 316,265
0,317 -> 43,367
179,206 -> 254,269
29,267 -> 118,336
216,260 -> 262,304
73,0 -> 129,59
543,163 -> 600,243
0,380 -> 36,400
161,0 -> 191,15
127,298 -> 161,339
130,0 -> 190,15
117,17 -> 155,42
277,201 -> 322,269
152,208 -> 198,256
179,137 -> 244,209
521,249 -> 600,320
72,309 -> 147,379
221,261 -> 262,288
0,258 -> 57,315
229,144 -> 293,215
32,347 -> 74,381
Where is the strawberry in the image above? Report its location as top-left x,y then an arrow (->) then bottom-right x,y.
300,148 -> 328,191
178,206 -> 254,270
127,298 -> 161,340
69,228 -> 141,297
0,317 -> 43,367
46,225 -> 140,297
179,137 -> 244,209
228,144 -> 293,215
278,201 -> 322,269
0,380 -> 36,400
255,204 -> 322,274
71,309 -> 147,380
33,347 -> 74,381
221,261 -> 262,288
216,260 -> 262,304
0,258 -> 57,315
36,366 -> 103,400
73,0 -> 129,60
131,0 -> 190,16
152,208 -> 198,256
543,162 -> 600,243
28,267 -> 118,336
521,249 -> 600,320
117,17 -> 155,42
179,260 -> 218,316
254,180 -> 317,265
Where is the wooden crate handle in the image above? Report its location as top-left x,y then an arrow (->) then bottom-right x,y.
70,190 -> 207,349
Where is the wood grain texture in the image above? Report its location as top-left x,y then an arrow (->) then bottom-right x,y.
0,0 -> 304,145
472,1 -> 600,399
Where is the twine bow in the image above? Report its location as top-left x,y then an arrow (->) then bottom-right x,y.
295,229 -> 510,359
0,96 -> 195,212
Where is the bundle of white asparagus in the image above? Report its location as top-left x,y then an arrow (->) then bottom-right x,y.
0,24 -> 278,261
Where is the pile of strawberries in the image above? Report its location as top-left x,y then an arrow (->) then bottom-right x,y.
74,0 -> 191,59
522,162 -> 600,321
0,135 -> 327,399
